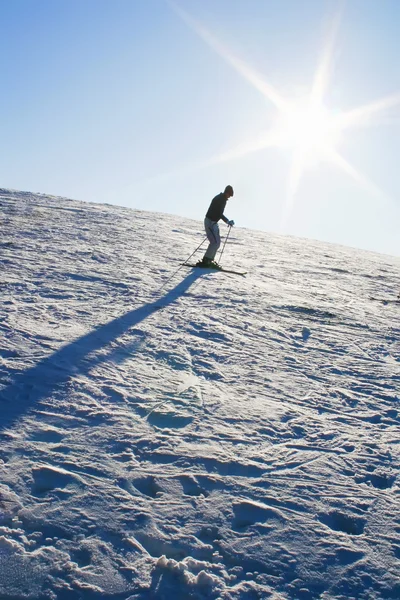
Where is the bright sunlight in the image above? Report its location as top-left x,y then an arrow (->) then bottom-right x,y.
171,1 -> 400,224
275,99 -> 342,159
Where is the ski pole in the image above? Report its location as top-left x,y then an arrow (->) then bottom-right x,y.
183,236 -> 208,265
218,225 -> 231,265
156,236 -> 208,293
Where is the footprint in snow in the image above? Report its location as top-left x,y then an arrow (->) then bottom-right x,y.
147,409 -> 193,429
356,470 -> 396,489
70,546 -> 92,568
232,500 -> 286,530
31,465 -> 84,496
29,428 -> 63,444
318,510 -> 366,536
130,475 -> 163,498
179,474 -> 209,497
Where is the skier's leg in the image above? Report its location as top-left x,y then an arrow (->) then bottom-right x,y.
203,219 -> 220,261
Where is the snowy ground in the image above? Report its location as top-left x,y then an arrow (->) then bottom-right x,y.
0,188 -> 399,600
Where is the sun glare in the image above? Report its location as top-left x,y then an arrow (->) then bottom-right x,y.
171,2 -> 400,224
276,100 -> 342,159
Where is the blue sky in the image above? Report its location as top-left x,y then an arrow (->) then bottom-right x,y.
1,0 -> 400,257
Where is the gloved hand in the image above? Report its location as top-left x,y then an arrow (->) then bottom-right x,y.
228,220 -> 235,227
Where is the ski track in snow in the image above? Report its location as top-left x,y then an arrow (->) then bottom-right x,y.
0,189 -> 399,599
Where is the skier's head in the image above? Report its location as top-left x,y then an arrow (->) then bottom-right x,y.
224,185 -> 234,198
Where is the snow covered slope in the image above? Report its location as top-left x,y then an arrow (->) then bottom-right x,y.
1,189 -> 399,600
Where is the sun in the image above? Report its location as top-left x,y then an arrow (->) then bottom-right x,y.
275,99 -> 342,159
171,2 -> 400,220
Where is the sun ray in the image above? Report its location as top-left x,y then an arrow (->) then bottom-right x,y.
168,0 -> 396,222
288,151 -> 306,200
280,149 -> 307,231
205,130 -> 282,166
310,5 -> 343,106
326,148 -> 391,203
169,1 -> 288,112
333,93 -> 400,130
277,6 -> 344,224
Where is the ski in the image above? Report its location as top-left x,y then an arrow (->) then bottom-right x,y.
182,263 -> 247,276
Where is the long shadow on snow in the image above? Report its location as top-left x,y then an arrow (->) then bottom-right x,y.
0,271 -> 202,431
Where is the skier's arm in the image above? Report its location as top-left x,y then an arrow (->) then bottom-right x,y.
221,215 -> 235,226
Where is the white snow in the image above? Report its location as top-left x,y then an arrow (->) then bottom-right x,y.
0,188 -> 399,599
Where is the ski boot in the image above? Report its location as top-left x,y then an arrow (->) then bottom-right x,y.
208,260 -> 222,270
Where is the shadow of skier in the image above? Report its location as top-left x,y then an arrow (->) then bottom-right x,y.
0,270 -> 202,432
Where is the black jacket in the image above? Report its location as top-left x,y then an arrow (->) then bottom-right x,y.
206,193 -> 229,223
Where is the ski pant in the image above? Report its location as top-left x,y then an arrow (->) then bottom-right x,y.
204,217 -> 220,260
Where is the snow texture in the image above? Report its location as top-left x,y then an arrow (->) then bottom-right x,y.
0,188 -> 399,599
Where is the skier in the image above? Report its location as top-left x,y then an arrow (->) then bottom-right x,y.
196,185 -> 235,269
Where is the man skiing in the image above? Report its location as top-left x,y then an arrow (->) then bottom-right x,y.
196,185 -> 235,269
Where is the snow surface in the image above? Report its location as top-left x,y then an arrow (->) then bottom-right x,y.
0,188 -> 399,600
